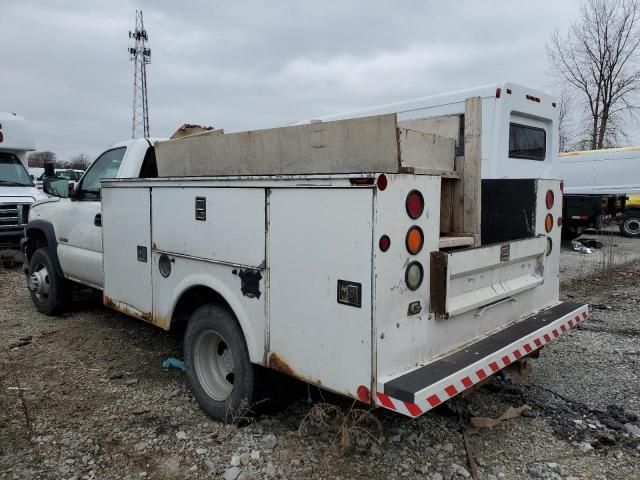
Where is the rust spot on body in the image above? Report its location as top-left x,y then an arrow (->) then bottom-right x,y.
268,352 -> 296,377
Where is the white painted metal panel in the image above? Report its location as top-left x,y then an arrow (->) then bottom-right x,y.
445,236 -> 546,317
151,187 -> 265,268
151,252 -> 266,361
268,188 -> 373,397
102,186 -> 152,319
373,174 -> 441,381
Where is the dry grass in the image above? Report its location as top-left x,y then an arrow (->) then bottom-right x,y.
597,234 -> 629,279
298,401 -> 383,469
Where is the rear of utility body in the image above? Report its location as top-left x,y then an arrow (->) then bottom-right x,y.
101,173 -> 587,418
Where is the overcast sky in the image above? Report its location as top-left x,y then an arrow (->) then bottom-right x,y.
1,0 -> 585,160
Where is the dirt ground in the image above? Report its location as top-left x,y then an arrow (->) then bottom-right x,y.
1,242 -> 639,480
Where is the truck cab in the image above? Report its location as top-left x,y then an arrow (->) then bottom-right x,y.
0,112 -> 47,249
24,137 -> 162,293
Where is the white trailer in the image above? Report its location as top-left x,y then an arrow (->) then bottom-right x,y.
25,88 -> 587,422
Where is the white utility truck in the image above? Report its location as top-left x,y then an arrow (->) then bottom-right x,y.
556,147 -> 640,237
24,84 -> 588,422
0,111 -> 47,249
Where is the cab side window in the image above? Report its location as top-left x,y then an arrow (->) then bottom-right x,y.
76,147 -> 126,200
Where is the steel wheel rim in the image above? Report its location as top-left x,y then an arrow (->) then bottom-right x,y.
626,219 -> 640,234
29,263 -> 50,300
194,330 -> 235,401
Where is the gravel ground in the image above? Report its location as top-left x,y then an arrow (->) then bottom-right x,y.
1,244 -> 640,480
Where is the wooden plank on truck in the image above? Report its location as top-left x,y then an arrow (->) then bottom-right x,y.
398,128 -> 455,173
398,115 -> 460,142
463,97 -> 482,245
155,114 -> 400,176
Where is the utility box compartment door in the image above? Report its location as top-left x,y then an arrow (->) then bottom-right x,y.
268,188 -> 373,398
102,186 -> 153,320
151,187 -> 265,268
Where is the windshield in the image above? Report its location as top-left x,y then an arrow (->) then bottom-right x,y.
0,153 -> 34,186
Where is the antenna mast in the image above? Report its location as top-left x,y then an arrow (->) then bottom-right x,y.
128,10 -> 151,138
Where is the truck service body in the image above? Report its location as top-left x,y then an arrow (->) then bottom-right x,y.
0,112 -> 47,249
23,84 -> 588,421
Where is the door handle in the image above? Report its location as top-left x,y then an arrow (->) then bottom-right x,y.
94,213 -> 102,227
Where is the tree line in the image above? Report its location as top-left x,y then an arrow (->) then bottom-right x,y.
27,151 -> 91,170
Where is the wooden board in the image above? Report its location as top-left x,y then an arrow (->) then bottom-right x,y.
398,128 -> 455,173
438,235 -> 476,249
156,114 -> 400,176
463,97 -> 482,244
398,115 -> 460,143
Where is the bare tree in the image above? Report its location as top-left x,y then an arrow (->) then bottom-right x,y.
27,151 -> 57,167
554,88 -> 573,152
548,0 -> 640,149
62,153 -> 91,170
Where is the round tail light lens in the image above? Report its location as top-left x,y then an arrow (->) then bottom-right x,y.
546,190 -> 555,209
377,174 -> 388,191
357,385 -> 371,403
406,190 -> 424,219
546,237 -> 553,256
405,226 -> 424,255
405,261 -> 424,291
545,214 -> 554,233
379,235 -> 391,252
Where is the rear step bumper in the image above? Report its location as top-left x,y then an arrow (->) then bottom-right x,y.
375,302 -> 589,417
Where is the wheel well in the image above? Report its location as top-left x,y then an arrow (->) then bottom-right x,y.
25,228 -> 48,259
170,285 -> 234,335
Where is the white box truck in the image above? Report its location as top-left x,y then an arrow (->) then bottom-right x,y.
23,84 -> 588,422
0,111 -> 47,249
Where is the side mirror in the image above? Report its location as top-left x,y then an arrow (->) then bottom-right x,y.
43,177 -> 69,198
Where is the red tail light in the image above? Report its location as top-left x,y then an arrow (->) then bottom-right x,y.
546,190 -> 555,209
496,88 -> 502,98
350,177 -> 375,186
379,235 -> 391,252
376,174 -> 388,191
406,190 -> 424,219
560,180 -> 564,193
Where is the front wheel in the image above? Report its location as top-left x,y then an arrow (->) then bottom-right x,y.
620,215 -> 640,237
27,248 -> 70,315
184,304 -> 255,422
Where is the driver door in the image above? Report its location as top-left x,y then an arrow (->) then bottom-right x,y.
56,147 -> 127,288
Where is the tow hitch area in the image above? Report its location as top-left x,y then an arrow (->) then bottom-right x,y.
375,302 -> 589,417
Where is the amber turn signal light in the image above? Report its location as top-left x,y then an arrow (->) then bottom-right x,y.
545,214 -> 554,233
406,226 -> 424,255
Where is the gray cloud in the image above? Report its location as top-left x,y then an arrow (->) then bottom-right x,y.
1,0 -> 582,160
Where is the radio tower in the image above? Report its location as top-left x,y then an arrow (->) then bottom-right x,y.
128,10 -> 151,138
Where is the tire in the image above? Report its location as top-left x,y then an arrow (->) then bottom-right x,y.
27,247 -> 70,315
619,215 -> 640,237
184,304 -> 255,423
